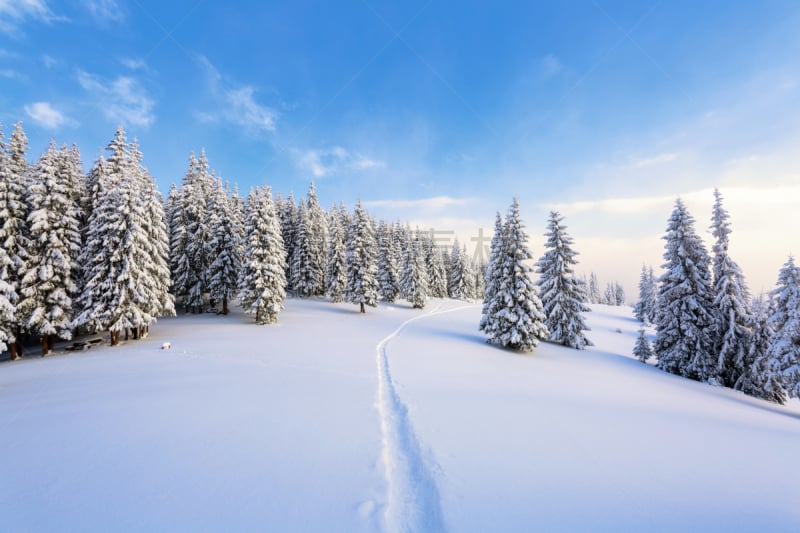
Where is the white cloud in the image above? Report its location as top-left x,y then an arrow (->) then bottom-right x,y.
41,54 -> 57,68
0,69 -> 24,79
194,54 -> 277,133
542,54 -> 564,78
120,57 -> 147,70
85,0 -> 125,24
77,70 -> 155,127
24,101 -> 75,129
365,196 -> 475,210
293,146 -> 385,178
0,0 -> 64,34
629,152 -> 680,168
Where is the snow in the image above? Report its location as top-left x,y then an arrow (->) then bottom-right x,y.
2,300 -> 800,531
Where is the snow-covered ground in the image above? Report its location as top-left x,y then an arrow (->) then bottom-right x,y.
2,300 -> 799,531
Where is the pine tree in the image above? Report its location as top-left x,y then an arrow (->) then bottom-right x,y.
480,212 -> 504,331
75,129 -> 173,345
185,150 -> 214,312
278,192 -> 298,289
480,198 -> 548,351
207,179 -> 241,315
0,122 -> 30,358
18,141 -> 82,354
325,204 -> 347,302
305,182 -> 328,296
291,201 -> 316,297
633,329 -> 654,363
766,256 -> 800,398
424,234 -> 448,298
400,232 -> 428,309
345,201 -> 379,314
710,189 -> 752,387
536,211 -> 592,349
735,296 -> 786,403
238,187 -> 286,324
0,243 -> 16,354
462,247 -> 477,300
377,220 -> 400,302
634,265 -> 658,324
588,272 -> 601,304
654,199 -> 716,382
448,240 -> 470,300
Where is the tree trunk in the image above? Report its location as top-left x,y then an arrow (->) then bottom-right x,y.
222,296 -> 229,315
40,336 -> 49,356
9,342 -> 19,360
360,302 -> 365,314
48,335 -> 56,352
132,327 -> 139,340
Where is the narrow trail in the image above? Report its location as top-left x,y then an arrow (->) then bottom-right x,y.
375,303 -> 478,533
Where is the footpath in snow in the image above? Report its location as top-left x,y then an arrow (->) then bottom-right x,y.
2,300 -> 800,531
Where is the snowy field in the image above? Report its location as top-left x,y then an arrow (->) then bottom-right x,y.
2,300 -> 800,532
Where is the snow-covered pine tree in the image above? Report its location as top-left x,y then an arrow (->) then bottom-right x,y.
480,198 -> 548,351
654,199 -> 716,382
480,212 -> 504,328
588,272 -> 601,304
448,240 -> 469,300
345,201 -> 379,314
614,282 -> 625,305
424,234 -> 448,298
710,188 -> 752,387
633,329 -> 654,363
735,296 -> 786,403
207,179 -> 241,315
634,265 -> 658,323
400,231 -> 428,309
325,204 -> 347,302
278,192 -> 299,290
536,211 -> 592,349
291,201 -> 317,297
462,246 -> 477,300
377,220 -> 400,302
305,182 -> 328,296
186,150 -> 214,312
238,187 -> 286,324
766,256 -> 800,398
18,141 -> 82,354
0,233 -> 16,354
0,122 -> 30,358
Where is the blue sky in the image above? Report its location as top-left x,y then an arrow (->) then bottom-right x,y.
2,0 -> 799,293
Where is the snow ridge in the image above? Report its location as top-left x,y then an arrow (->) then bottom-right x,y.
375,303 -> 475,533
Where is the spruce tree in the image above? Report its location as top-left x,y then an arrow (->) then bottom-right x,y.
480,198 -> 548,351
345,201 -> 379,313
325,205 -> 347,302
633,329 -> 654,363
238,187 -> 286,324
185,150 -> 214,312
0,122 -> 30,358
634,265 -> 658,324
278,192 -> 298,290
588,272 -> 601,304
291,201 -> 317,297
19,141 -> 82,354
766,256 -> 800,398
424,234 -> 448,298
377,220 -> 400,302
735,296 -> 786,403
654,199 -> 716,382
207,179 -> 241,315
400,232 -> 428,309
480,212 -> 504,331
536,211 -> 592,349
305,182 -> 328,296
0,243 -> 16,354
710,189 -> 752,387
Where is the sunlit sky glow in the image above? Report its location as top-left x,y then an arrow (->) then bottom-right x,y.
2,0 -> 798,294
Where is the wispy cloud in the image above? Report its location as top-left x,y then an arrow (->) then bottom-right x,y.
24,101 -> 76,129
541,54 -> 564,78
194,54 -> 278,133
85,0 -> 125,24
0,0 -> 64,34
629,152 -> 680,169
76,70 -> 155,127
120,57 -> 147,70
41,54 -> 57,68
0,69 -> 24,80
292,146 -> 385,178
365,196 -> 475,211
